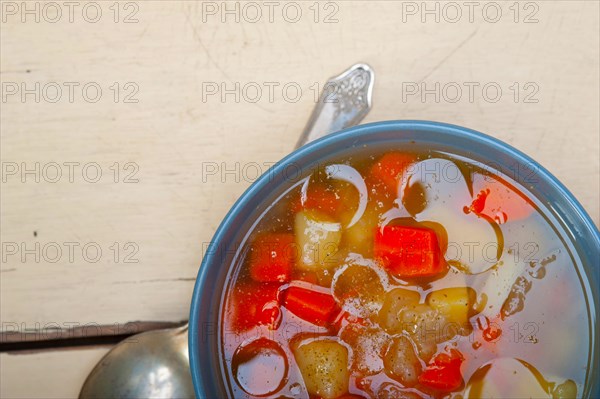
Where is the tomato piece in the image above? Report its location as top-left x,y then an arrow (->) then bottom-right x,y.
292,184 -> 342,217
249,233 -> 295,283
282,286 -> 341,327
468,178 -> 534,222
418,349 -> 464,392
369,152 -> 415,193
231,282 -> 281,332
374,226 -> 443,278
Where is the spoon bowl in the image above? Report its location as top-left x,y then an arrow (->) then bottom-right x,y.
79,325 -> 193,399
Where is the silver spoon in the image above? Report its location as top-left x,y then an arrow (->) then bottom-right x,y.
79,63 -> 374,399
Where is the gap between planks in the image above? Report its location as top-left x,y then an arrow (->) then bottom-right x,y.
0,320 -> 187,353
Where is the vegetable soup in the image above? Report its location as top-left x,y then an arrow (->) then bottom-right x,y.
220,148 -> 592,399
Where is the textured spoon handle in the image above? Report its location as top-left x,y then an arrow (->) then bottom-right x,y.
296,63 -> 374,149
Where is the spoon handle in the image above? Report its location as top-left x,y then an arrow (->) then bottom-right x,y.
182,65 -> 373,336
295,63 -> 374,149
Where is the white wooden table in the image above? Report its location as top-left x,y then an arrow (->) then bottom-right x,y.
1,1 -> 598,397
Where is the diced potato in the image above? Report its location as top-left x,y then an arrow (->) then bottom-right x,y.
413,335 -> 437,363
378,288 -> 421,334
383,336 -> 422,387
292,339 -> 349,399
332,260 -> 385,319
339,323 -> 390,376
332,179 -> 360,226
426,287 -> 477,327
377,288 -> 446,360
400,303 -> 451,343
342,206 -> 379,256
295,210 -> 342,271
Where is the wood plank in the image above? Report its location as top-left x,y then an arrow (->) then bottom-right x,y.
0,347 -> 111,399
0,321 -> 182,347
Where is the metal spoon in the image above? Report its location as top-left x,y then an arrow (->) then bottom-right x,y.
79,63 -> 374,399
79,325 -> 192,399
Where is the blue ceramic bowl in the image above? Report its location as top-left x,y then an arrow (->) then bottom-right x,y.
189,120 -> 600,398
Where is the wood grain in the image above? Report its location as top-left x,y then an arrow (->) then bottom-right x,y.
0,347 -> 111,398
1,1 -> 598,396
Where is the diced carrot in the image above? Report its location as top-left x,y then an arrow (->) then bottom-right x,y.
468,178 -> 534,222
291,184 -> 342,217
249,233 -> 295,283
230,282 -> 281,332
282,285 -> 341,327
374,226 -> 443,278
369,152 -> 415,193
418,349 -> 464,392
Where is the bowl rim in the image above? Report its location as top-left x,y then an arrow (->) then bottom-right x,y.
189,120 -> 600,398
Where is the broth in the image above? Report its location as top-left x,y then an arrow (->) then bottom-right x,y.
220,147 -> 592,399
